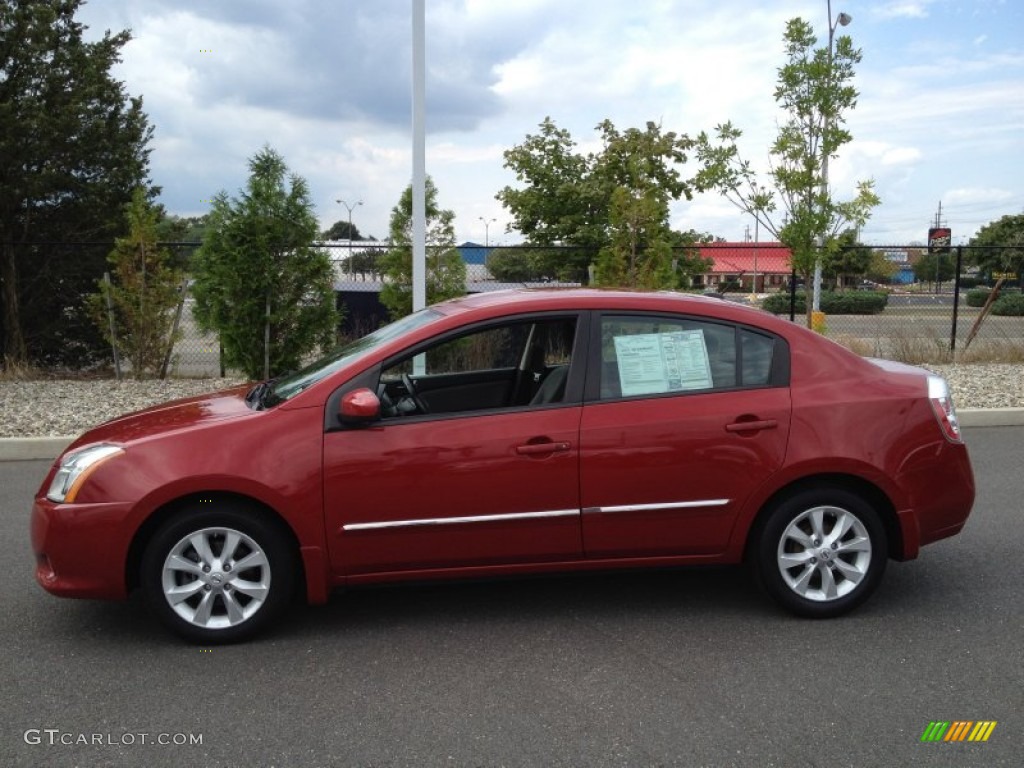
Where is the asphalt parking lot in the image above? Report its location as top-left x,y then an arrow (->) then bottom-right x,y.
1,427 -> 1020,767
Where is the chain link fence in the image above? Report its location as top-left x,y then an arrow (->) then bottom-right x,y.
3,241 -> 1020,377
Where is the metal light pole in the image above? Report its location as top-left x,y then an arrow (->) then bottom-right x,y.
336,199 -> 362,277
478,216 -> 496,247
813,1 -> 852,312
753,215 -> 760,300
411,0 -> 426,315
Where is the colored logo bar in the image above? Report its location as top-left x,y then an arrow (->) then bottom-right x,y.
921,721 -> 997,742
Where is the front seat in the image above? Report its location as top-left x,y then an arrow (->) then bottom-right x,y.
529,365 -> 569,405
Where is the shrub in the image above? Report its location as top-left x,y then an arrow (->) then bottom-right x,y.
822,290 -> 888,314
761,291 -> 887,315
991,292 -> 1024,316
966,288 -> 991,307
958,276 -> 988,289
762,291 -> 805,315
967,286 -> 1022,308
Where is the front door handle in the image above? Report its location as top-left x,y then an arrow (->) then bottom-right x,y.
725,419 -> 778,433
516,441 -> 571,456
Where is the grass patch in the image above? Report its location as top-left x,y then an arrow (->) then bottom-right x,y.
0,359 -> 41,381
831,327 -> 1024,364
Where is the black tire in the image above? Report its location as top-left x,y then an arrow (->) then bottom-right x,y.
753,487 -> 888,618
141,502 -> 296,643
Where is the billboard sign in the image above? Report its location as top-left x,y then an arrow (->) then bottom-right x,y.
928,227 -> 951,253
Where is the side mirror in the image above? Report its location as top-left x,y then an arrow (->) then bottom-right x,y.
338,388 -> 381,425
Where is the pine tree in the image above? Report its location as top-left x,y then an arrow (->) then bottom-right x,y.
379,178 -> 466,319
88,190 -> 184,378
191,147 -> 339,379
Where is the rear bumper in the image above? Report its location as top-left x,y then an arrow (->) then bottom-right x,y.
893,441 -> 975,560
31,497 -> 132,600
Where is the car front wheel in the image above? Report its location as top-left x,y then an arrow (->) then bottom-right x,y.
754,488 -> 888,618
141,504 -> 295,643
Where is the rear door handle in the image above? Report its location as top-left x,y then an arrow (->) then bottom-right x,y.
516,441 -> 571,455
725,419 -> 778,433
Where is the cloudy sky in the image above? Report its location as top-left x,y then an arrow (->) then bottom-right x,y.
78,0 -> 1023,246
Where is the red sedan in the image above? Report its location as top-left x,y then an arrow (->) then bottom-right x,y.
32,289 -> 975,642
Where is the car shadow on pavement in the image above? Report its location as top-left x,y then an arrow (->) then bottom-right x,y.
288,565 -> 775,636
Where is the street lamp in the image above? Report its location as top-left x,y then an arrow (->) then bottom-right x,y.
336,199 -> 362,277
813,1 -> 852,311
478,216 -> 496,247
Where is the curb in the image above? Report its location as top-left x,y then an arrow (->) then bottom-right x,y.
0,437 -> 73,462
1,408 -> 1021,462
957,407 -> 1024,428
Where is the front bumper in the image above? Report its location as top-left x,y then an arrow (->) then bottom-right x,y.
31,496 -> 135,600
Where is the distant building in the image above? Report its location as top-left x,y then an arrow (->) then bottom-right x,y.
457,241 -> 494,282
696,242 -> 793,292
876,248 -> 917,285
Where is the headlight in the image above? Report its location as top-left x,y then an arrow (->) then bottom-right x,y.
46,444 -> 124,503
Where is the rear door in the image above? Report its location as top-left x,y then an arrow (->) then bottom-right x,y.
579,313 -> 791,558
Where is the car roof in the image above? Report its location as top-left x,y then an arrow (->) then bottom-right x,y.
433,288 -> 775,325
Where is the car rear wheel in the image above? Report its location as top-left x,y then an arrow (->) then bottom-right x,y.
142,503 -> 295,643
754,488 -> 887,618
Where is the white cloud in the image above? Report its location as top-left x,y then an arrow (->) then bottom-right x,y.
72,0 -> 1023,245
944,188 -> 1016,206
872,1 -> 933,20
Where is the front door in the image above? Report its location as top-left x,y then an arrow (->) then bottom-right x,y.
324,315 -> 585,576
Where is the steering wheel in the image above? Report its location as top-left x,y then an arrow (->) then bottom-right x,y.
401,373 -> 430,414
376,382 -> 398,418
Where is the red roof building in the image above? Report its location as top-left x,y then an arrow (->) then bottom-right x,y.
697,242 -> 793,292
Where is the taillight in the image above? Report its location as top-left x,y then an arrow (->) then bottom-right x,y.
928,375 -> 962,443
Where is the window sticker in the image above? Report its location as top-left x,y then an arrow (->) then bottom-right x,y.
613,330 -> 712,396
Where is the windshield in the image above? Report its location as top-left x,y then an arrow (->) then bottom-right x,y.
262,309 -> 443,406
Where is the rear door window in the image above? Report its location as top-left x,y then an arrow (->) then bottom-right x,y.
595,315 -> 780,400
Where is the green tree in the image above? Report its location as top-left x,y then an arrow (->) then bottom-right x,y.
321,220 -> 367,241
866,250 -> 899,284
968,213 -> 1024,279
485,246 -> 583,283
498,118 -> 695,284
694,17 -> 879,326
154,214 -> 208,273
592,121 -> 694,289
155,214 -> 208,244
191,147 -> 338,379
497,117 -> 595,247
486,247 -> 537,282
348,247 -> 384,280
825,229 -> 871,288
1,0 -> 154,367
379,177 -> 466,319
87,190 -> 184,378
669,229 -> 716,288
913,252 -> 954,288
595,186 -> 675,288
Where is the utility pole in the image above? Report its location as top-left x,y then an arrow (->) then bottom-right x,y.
933,201 -> 946,293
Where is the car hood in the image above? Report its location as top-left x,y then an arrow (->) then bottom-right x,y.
67,385 -> 255,449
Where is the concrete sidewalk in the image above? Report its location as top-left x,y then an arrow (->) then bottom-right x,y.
2,408 -> 1022,462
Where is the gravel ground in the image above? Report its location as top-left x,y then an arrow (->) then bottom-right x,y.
0,377 -> 247,438
0,365 -> 1021,438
